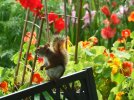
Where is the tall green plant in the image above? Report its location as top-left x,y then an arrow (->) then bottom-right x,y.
0,0 -> 25,68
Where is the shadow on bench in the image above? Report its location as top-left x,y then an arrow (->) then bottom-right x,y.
0,67 -> 98,100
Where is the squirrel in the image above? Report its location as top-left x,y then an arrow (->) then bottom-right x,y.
35,36 -> 68,80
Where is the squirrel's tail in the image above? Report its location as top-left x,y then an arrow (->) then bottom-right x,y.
52,35 -> 68,66
52,36 -> 66,52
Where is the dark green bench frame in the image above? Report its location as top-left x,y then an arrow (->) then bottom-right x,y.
0,68 -> 98,100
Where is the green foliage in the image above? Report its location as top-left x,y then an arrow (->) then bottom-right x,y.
0,0 -> 25,68
0,0 -> 134,100
42,91 -> 53,100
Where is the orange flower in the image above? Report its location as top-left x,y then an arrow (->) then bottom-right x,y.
32,73 -> 43,84
110,53 -> 115,58
120,61 -> 133,77
118,47 -> 125,51
117,37 -> 126,43
24,32 -> 37,45
27,53 -> 34,61
101,5 -> 111,17
128,11 -> 134,22
81,41 -> 90,48
103,49 -> 108,56
0,81 -> 8,93
121,29 -> 131,38
115,92 -> 124,100
88,36 -> 98,45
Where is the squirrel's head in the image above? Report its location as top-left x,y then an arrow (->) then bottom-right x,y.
35,43 -> 50,57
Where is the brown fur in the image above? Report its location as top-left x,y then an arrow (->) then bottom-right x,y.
35,37 -> 68,71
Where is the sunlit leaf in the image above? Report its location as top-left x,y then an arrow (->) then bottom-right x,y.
130,31 -> 134,39
111,73 -> 125,84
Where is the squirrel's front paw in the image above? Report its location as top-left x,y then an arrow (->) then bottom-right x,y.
40,65 -> 45,70
45,67 -> 49,70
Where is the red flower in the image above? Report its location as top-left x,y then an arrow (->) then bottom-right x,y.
101,5 -> 111,17
48,12 -> 58,23
112,1 -> 117,8
28,53 -> 34,61
29,0 -> 43,15
110,13 -> 120,25
54,18 -> 65,33
18,0 -> 43,15
121,29 -> 131,38
32,73 -> 43,84
19,0 -> 28,8
0,81 -> 8,93
111,14 -> 120,25
120,61 -> 133,77
37,57 -> 44,64
24,32 -> 37,45
101,26 -> 116,39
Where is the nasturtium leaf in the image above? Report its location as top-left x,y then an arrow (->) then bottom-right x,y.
115,50 -> 131,59
90,46 -> 106,55
0,67 -> 4,76
94,54 -> 107,65
108,86 -> 119,100
0,91 -> 4,96
12,55 -> 19,64
131,71 -> 134,79
108,91 -> 115,100
97,90 -> 103,100
131,40 -> 134,46
95,66 -> 103,73
103,67 -> 112,78
84,49 -> 94,56
113,41 -> 120,48
130,31 -> 134,39
128,89 -> 134,100
111,73 -> 125,84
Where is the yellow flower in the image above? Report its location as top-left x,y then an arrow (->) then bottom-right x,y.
108,58 -> 121,74
115,92 -> 124,100
128,11 -> 134,22
112,65 -> 118,74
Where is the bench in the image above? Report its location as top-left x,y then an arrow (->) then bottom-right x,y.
0,67 -> 98,100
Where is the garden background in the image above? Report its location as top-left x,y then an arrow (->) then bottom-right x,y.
0,0 -> 134,100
